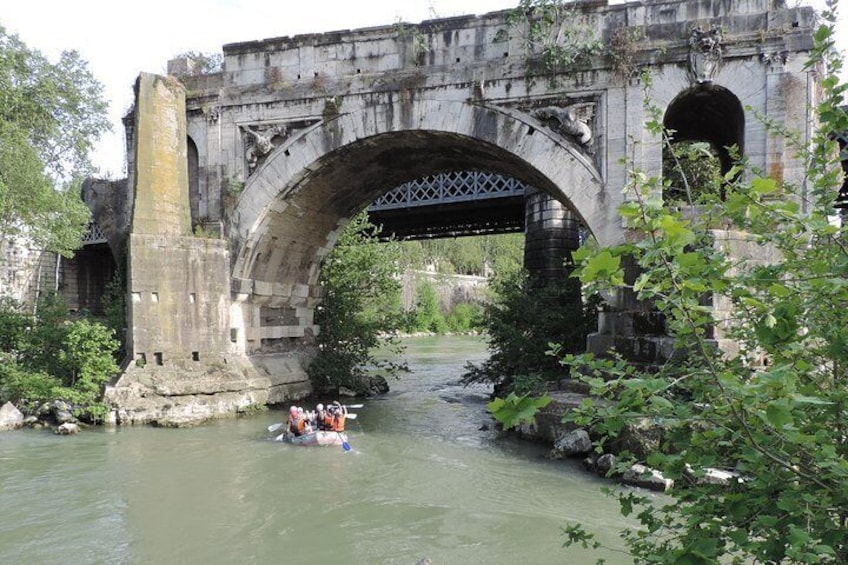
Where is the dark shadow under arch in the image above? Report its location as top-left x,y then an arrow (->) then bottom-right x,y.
186,135 -> 200,225
664,84 -> 745,175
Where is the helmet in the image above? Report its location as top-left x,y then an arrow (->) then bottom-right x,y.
289,406 -> 298,416
316,403 -> 324,411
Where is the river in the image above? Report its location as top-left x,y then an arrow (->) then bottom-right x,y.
0,335 -> 636,564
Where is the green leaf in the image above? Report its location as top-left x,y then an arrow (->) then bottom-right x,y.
750,176 -> 778,195
790,393 -> 833,406
581,250 -> 623,285
765,400 -> 793,428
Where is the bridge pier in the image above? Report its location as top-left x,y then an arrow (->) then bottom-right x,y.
103,74 -> 309,426
523,189 -> 675,366
586,256 -> 673,367
523,188 -> 581,283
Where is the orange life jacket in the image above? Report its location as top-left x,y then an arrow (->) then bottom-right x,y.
322,413 -> 334,430
289,417 -> 305,436
330,414 -> 345,432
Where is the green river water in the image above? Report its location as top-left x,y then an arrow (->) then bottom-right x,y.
0,335 -> 640,565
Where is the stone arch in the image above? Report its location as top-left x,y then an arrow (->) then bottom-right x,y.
663,84 -> 745,176
186,135 -> 200,225
228,99 -> 613,347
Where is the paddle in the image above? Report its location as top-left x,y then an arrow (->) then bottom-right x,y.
340,432 -> 352,452
344,404 -> 364,409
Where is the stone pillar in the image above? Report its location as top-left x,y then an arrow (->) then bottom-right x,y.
125,72 -> 235,366
585,255 -> 672,367
523,187 -> 581,282
522,187 -> 586,352
130,74 -> 191,237
105,73 -> 273,426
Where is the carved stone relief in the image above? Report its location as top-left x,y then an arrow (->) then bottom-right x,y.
205,105 -> 221,123
761,51 -> 788,73
688,24 -> 723,84
241,124 -> 287,175
531,102 -> 595,149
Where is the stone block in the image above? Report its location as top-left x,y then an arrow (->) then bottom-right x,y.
622,464 -> 674,492
0,402 -> 24,432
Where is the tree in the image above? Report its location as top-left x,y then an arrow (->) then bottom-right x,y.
308,212 -> 407,394
462,264 -> 598,394
560,7 -> 848,563
0,295 -> 118,418
0,25 -> 110,256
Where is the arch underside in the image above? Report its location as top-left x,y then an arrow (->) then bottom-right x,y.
228,101 -> 614,345
664,84 -> 745,173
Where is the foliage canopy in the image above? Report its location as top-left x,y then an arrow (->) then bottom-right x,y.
308,212 -> 407,393
0,296 -> 119,419
559,6 -> 848,563
0,24 -> 110,256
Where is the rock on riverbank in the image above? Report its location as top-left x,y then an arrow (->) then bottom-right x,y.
0,402 -> 24,431
506,383 -> 674,492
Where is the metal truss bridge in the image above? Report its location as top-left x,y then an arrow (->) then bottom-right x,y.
367,170 -> 528,240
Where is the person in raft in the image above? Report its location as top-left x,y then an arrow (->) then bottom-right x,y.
324,401 -> 347,432
314,403 -> 327,430
287,406 -> 308,437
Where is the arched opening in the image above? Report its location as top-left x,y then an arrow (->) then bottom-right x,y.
663,85 -> 745,202
229,100 -> 610,357
186,135 -> 200,226
237,128 -> 599,285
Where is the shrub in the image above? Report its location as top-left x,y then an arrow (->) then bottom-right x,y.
409,280 -> 448,334
462,266 -> 599,390
0,360 -> 59,404
308,212 -> 407,393
445,302 -> 484,333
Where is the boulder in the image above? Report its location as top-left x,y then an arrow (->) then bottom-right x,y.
582,452 -> 617,475
0,402 -> 24,431
365,375 -> 390,395
622,463 -> 674,492
614,418 -> 663,460
549,429 -> 592,459
684,465 -> 743,486
52,400 -> 75,424
55,422 -> 81,435
595,453 -> 617,476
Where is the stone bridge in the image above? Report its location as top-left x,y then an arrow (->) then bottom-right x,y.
92,0 -> 818,425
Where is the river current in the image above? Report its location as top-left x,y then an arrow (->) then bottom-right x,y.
0,335 -> 635,564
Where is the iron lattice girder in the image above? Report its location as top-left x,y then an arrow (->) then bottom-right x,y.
370,170 -> 528,210
368,171 -> 529,240
82,222 -> 107,245
369,196 -> 526,240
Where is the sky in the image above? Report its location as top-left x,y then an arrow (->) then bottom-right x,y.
2,0 -> 846,178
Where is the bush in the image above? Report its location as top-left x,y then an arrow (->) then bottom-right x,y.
0,293 -> 119,416
409,280 -> 448,333
308,212 -> 407,393
0,298 -> 28,353
58,319 -> 119,397
0,360 -> 59,404
445,302 -> 484,333
462,266 -> 599,390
